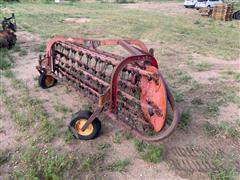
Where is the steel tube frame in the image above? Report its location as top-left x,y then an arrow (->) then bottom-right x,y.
36,36 -> 180,142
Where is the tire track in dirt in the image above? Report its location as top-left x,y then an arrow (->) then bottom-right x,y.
167,139 -> 240,174
167,146 -> 216,172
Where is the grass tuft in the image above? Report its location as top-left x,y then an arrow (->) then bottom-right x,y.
98,143 -> 111,151
195,63 -> 213,72
210,168 -> 237,180
80,153 -> 105,171
54,103 -> 72,114
178,110 -> 192,130
0,49 -> 12,70
3,69 -> 15,78
142,145 -> 164,163
173,91 -> 184,102
203,122 -> 218,136
14,144 -> 74,179
191,97 -> 203,105
203,121 -> 240,139
178,75 -> 192,84
207,102 -> 219,115
38,42 -> 46,52
134,139 -> 147,153
0,150 -> 10,165
124,131 -> 133,140
64,130 -> 74,144
113,131 -> 123,144
106,159 -> 130,172
220,70 -> 240,82
134,140 -> 164,163
209,151 -> 237,180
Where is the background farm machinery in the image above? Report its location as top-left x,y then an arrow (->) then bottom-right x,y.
0,13 -> 17,49
36,36 -> 180,142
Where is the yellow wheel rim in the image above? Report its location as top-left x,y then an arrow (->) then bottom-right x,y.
45,76 -> 54,87
75,119 -> 94,136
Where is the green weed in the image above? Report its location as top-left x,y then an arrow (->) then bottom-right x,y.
178,110 -> 192,130
64,130 -> 74,144
3,69 -> 15,78
134,140 -> 164,163
191,97 -> 203,105
142,145 -> 164,163
19,49 -> 28,56
106,159 -> 130,172
0,150 -> 10,165
80,153 -> 105,171
220,70 -> 240,82
190,80 -> 201,91
98,143 -> 111,151
124,131 -> 133,140
203,122 -> 219,136
54,103 -> 72,113
14,144 -> 74,179
209,151 -> 237,180
173,91 -> 184,102
210,168 -> 237,180
0,49 -> 12,70
207,102 -> 219,115
80,156 -> 96,171
113,131 -> 123,144
13,45 -> 21,52
38,42 -> 46,52
203,121 -> 240,139
40,119 -> 56,142
134,139 -> 147,152
194,20 -> 201,25
115,0 -> 135,3
195,63 -> 213,72
185,56 -> 194,66
178,75 -> 192,84
206,88 -> 240,115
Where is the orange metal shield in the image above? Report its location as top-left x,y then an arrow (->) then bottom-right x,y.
140,65 -> 167,132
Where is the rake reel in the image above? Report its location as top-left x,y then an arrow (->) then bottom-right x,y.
36,36 -> 180,142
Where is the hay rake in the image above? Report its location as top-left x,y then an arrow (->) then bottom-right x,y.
36,36 -> 179,142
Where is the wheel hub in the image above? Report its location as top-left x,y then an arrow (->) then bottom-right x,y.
45,76 -> 55,87
75,119 -> 94,136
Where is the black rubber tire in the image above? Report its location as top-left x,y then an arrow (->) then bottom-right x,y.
7,34 -> 16,49
233,11 -> 240,20
0,36 -> 9,48
38,73 -> 57,89
69,110 -> 101,140
0,33 -> 16,49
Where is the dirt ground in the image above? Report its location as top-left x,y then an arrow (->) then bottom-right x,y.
1,2 -> 240,180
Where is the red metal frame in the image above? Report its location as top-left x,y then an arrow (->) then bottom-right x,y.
36,36 -> 180,142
